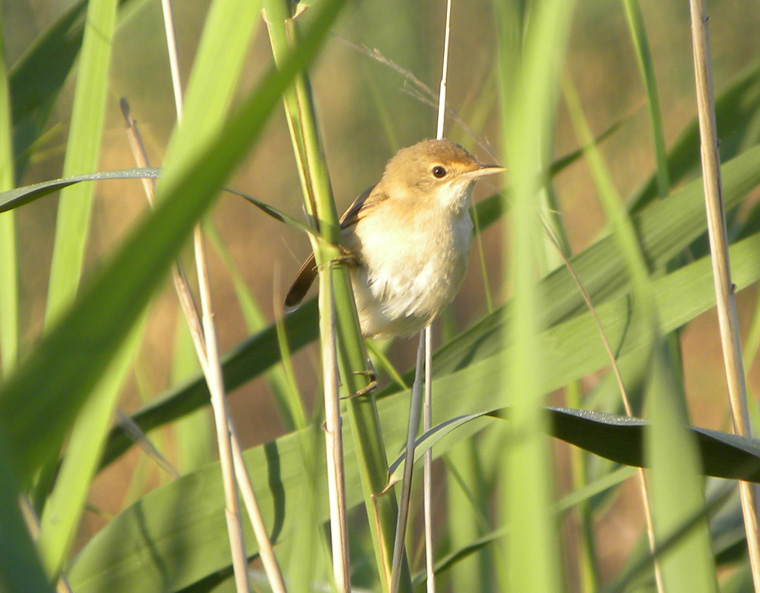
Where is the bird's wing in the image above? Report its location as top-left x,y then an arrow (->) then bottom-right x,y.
285,185 -> 384,310
284,251 -> 317,311
339,184 -> 385,230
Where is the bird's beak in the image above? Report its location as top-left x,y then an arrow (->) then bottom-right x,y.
461,164 -> 505,180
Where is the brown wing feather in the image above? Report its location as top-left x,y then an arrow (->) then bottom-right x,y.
284,184 -> 387,310
339,184 -> 376,229
284,252 -> 317,311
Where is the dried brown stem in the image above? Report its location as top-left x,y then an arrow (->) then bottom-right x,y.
688,0 -> 760,588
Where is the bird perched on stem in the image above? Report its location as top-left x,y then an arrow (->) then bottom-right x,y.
285,138 -> 503,339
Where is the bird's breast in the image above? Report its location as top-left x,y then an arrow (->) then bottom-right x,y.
346,202 -> 473,337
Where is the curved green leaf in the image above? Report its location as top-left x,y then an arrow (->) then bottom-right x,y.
68,402 -> 760,593
388,405 -> 760,487
0,168 -> 160,213
0,169 -> 317,237
630,56 -> 760,212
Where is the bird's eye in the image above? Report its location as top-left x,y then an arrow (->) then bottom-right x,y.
432,165 -> 447,178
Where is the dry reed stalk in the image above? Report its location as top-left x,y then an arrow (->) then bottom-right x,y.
688,0 -> 760,588
159,6 -> 249,586
122,101 -> 287,593
320,265 -> 351,593
131,4 -> 291,587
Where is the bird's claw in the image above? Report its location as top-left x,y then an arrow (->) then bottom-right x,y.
342,362 -> 378,399
332,251 -> 358,267
342,376 -> 378,399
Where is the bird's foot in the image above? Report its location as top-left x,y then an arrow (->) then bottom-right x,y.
342,362 -> 378,399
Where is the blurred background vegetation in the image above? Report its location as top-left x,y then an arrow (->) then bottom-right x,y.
4,0 -> 760,590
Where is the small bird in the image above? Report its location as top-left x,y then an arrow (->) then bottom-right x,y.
285,138 -> 503,339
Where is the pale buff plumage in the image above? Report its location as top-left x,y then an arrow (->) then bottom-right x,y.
285,139 -> 503,338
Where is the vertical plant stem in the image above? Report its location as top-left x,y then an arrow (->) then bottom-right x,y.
321,263 -> 350,593
688,0 -> 760,588
263,2 -> 407,590
622,0 -> 670,198
0,8 -> 17,377
391,335 -> 426,593
161,0 -> 183,120
123,101 -> 287,592
422,325 -> 435,593
420,5 -> 453,591
160,3 -> 250,590
435,0 -> 453,140
495,0 -> 574,589
195,233 -> 251,593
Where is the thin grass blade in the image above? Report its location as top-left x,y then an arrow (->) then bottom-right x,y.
44,0 -> 119,326
0,9 -> 17,376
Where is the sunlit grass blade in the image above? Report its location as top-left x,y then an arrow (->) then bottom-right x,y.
44,0 -> 119,326
38,322 -> 145,580
623,0 -> 669,199
0,9 -> 17,376
0,0 -> 346,484
496,0 -> 575,590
